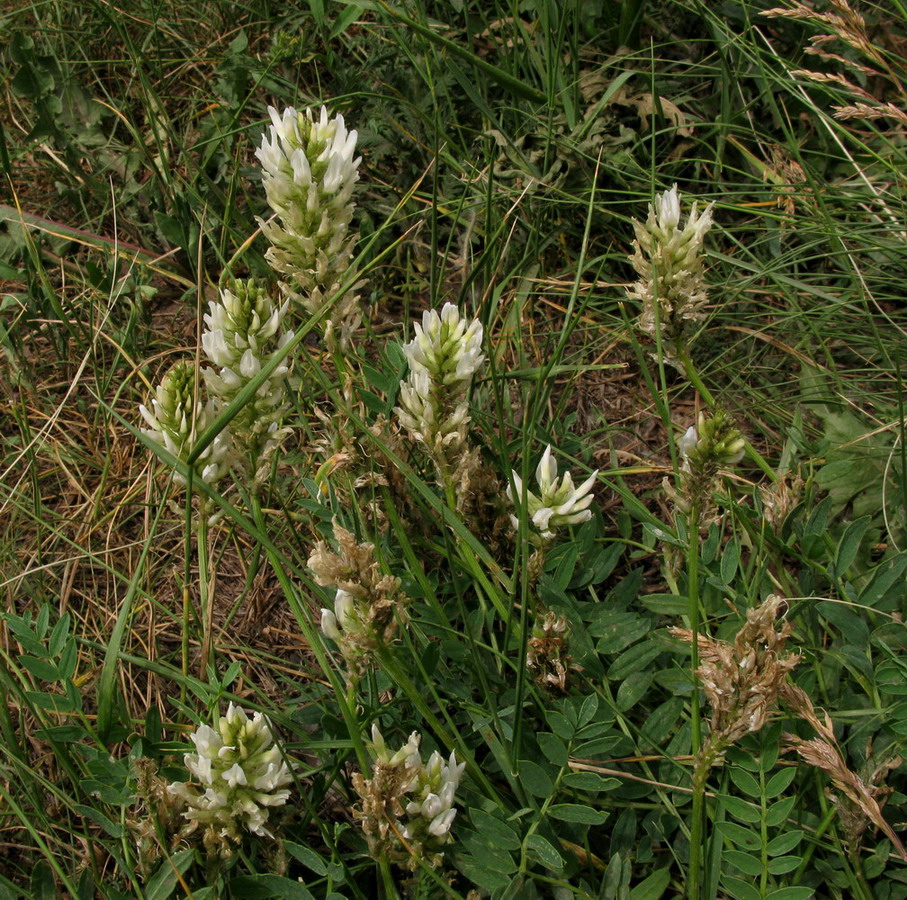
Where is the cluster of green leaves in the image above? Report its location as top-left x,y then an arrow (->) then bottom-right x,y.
1,0 -> 907,898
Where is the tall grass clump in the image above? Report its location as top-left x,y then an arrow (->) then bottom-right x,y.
0,0 -> 905,898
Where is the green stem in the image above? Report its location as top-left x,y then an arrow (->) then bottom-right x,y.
689,736 -> 721,900
198,505 -> 212,679
687,501 -> 702,759
687,499 -> 704,900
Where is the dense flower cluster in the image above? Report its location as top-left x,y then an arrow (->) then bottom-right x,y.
628,184 -> 715,366
167,704 -> 293,854
256,105 -> 362,345
352,726 -> 465,870
395,302 -> 485,461
139,360 -> 230,488
309,521 -> 408,682
202,278 -> 294,481
508,445 -> 598,542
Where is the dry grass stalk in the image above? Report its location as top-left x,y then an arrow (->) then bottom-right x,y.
763,0 -> 907,125
780,683 -> 907,860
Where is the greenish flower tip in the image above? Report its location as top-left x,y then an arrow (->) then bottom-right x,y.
202,279 -> 292,375
403,302 -> 485,386
508,445 -> 598,541
681,410 -> 745,470
167,703 -> 294,843
138,361 -> 230,487
257,105 -> 360,212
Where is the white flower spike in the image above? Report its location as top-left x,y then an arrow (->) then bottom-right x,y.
508,445 -> 598,541
628,184 -> 715,367
167,703 -> 294,847
395,302 -> 485,460
256,105 -> 363,346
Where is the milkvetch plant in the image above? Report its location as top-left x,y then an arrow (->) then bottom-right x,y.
167,703 -> 294,855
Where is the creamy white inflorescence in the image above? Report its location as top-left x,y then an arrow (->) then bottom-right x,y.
395,302 -> 485,457
508,444 -> 598,541
256,105 -> 362,345
139,360 -> 231,487
167,703 -> 294,842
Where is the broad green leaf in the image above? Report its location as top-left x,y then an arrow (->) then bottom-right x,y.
859,553 -> 907,609
562,772 -> 620,792
454,857 -> 511,891
607,642 -> 661,679
284,842 -> 328,876
17,655 -> 60,682
717,821 -> 762,850
720,539 -> 740,584
764,767 -> 797,798
766,830 -> 803,856
145,849 -> 195,900
639,593 -> 689,615
469,809 -> 521,851
718,794 -> 762,824
724,849 -> 763,877
544,710 -> 575,740
548,803 -> 607,825
729,767 -> 761,799
767,855 -> 802,874
227,875 -> 317,898
721,875 -> 762,900
616,671 -> 653,711
763,888 -> 815,900
538,732 -> 568,768
765,795 -> 798,827
74,804 -> 124,839
628,866 -> 671,899
518,760 -> 554,798
525,834 -> 564,869
834,516 -> 871,574
578,693 -> 599,728
591,612 -> 650,652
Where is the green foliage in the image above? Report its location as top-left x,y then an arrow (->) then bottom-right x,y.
2,0 -> 907,897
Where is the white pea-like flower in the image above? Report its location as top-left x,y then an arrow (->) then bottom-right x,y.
256,105 -> 363,345
139,360 -> 231,488
628,184 -> 715,366
355,727 -> 464,868
402,746 -> 466,844
320,588 -> 360,642
508,445 -> 598,541
167,703 -> 294,846
395,303 -> 484,459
